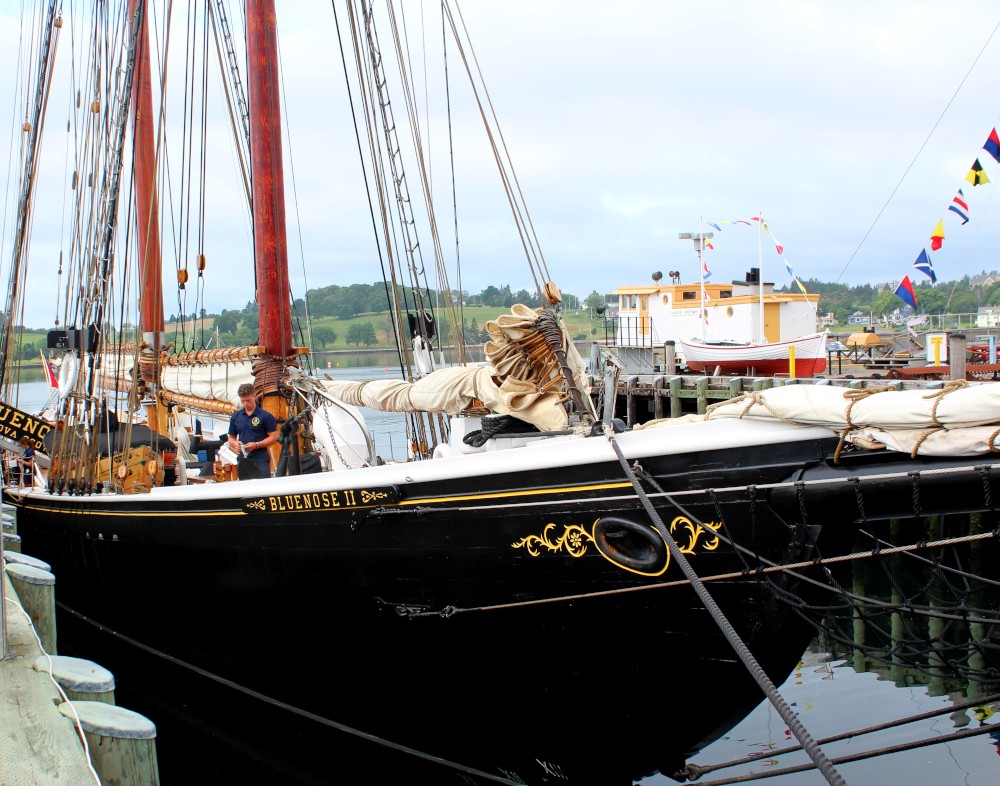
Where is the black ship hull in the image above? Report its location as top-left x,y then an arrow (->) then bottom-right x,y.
7,418 -> 999,783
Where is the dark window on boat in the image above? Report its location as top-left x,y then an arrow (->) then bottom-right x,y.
682,290 -> 697,300
720,290 -> 732,298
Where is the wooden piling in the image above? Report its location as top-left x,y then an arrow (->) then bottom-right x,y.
664,341 -> 676,374
58,701 -> 159,786
949,333 -> 966,381
695,377 -> 709,414
625,376 -> 638,426
652,375 -> 666,420
3,532 -> 21,553
3,551 -> 51,572
668,376 -> 682,419
5,563 -> 56,654
34,655 -> 116,704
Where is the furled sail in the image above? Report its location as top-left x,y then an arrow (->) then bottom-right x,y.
157,347 -> 258,414
321,305 -> 592,433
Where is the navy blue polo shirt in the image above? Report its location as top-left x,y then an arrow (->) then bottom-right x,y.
229,406 -> 277,475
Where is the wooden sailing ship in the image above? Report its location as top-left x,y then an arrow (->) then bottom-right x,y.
0,3 -> 998,784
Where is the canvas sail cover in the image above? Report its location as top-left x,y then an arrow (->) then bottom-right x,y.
636,382 -> 1000,456
161,358 -> 254,407
321,305 -> 590,432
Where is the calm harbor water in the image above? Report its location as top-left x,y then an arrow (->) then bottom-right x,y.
10,364 -> 1000,785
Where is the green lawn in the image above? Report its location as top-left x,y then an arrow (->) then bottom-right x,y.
12,305 -> 606,359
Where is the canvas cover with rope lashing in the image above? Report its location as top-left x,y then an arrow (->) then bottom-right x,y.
315,305 -> 595,434
636,380 -> 1000,457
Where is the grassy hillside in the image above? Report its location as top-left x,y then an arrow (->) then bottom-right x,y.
302,306 -> 603,350
13,306 -> 605,361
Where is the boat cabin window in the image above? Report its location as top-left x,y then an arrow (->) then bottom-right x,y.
719,290 -> 732,298
661,294 -> 669,305
682,290 -> 698,300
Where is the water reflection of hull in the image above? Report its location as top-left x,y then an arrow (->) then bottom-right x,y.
789,496 -> 1000,693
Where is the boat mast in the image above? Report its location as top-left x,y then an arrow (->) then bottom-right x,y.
0,1 -> 61,391
246,0 -> 296,435
128,0 -> 166,434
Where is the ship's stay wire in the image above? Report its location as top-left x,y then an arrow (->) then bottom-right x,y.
835,16 -> 1000,283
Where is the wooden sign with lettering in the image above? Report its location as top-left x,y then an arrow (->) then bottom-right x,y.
0,401 -> 52,451
242,486 -> 400,515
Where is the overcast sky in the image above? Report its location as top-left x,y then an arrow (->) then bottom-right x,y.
2,1 -> 1000,328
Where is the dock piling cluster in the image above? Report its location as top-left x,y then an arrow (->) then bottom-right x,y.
1,502 -> 161,785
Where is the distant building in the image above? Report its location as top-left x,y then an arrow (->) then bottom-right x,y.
971,272 -> 1000,288
847,311 -> 870,325
818,312 -> 837,328
610,267 -> 820,349
976,306 -> 1000,328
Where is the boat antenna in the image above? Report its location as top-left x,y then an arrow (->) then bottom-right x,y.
678,227 -> 714,341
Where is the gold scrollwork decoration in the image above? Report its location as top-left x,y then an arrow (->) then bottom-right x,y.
512,522 -> 594,558
513,517 -> 722,574
670,516 -> 721,554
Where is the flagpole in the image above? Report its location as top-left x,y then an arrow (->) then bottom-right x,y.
699,216 -> 706,341
758,210 -> 765,343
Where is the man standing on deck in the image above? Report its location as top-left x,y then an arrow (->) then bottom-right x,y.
228,383 -> 278,479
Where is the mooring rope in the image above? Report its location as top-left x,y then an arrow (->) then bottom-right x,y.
55,601 -> 522,786
680,689 -> 1000,781
603,429 -> 848,786
683,722 -> 1000,785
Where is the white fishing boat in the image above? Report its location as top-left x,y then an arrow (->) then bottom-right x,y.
679,329 -> 829,375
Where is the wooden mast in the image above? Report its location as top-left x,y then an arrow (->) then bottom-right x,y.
246,0 -> 295,455
127,0 -> 166,434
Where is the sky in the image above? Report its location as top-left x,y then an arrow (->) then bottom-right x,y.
2,1 -> 1000,328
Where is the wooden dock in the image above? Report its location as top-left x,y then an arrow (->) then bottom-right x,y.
0,568 -> 98,785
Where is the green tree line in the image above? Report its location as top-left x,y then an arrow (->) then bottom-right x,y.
11,273 -> 1000,358
782,273 -> 999,322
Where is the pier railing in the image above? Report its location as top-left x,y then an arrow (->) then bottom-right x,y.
603,316 -> 656,347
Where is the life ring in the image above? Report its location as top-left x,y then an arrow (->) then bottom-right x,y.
57,352 -> 80,399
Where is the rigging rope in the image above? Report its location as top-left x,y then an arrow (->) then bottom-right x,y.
602,430 -> 847,785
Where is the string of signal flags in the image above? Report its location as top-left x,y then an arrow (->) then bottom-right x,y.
699,216 -> 810,296
893,126 -> 999,311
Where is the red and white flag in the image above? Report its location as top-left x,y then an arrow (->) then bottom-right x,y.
40,350 -> 58,388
